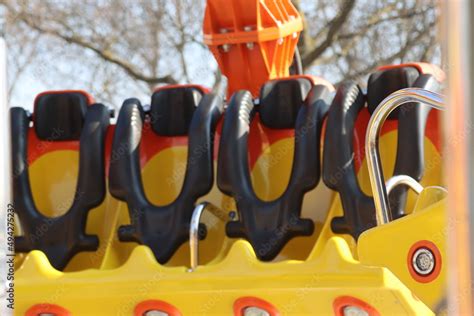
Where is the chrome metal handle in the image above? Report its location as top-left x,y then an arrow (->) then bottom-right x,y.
365,88 -> 445,226
189,202 -> 225,271
385,175 -> 424,195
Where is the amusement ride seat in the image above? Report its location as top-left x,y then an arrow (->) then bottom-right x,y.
217,76 -> 334,261
108,85 -> 224,264
323,63 -> 444,240
11,91 -> 110,270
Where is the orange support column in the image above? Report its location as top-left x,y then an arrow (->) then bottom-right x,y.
203,0 -> 303,97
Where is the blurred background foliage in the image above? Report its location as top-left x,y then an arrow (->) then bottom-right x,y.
1,0 -> 440,108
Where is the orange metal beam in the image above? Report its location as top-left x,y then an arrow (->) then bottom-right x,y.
203,0 -> 303,97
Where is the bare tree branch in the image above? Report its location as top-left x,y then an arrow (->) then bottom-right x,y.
1,0 -> 441,106
338,20 -> 437,84
3,2 -> 177,85
301,0 -> 356,67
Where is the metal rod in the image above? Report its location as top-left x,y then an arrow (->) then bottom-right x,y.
385,175 -> 424,195
189,202 -> 224,271
365,88 -> 445,226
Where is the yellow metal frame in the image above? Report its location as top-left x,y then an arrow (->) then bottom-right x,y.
14,116 -> 446,315
17,237 -> 434,315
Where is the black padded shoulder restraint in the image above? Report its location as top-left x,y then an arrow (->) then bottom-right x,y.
109,89 -> 224,264
323,67 -> 443,239
323,83 -> 376,238
12,98 -> 109,270
217,78 -> 332,261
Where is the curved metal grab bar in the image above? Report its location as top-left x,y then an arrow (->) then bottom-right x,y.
386,175 -> 424,195
365,88 -> 445,226
189,202 -> 226,271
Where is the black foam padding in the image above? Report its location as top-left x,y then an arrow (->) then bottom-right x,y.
322,82 -> 377,239
34,92 -> 89,140
367,67 -> 419,118
12,104 -> 109,270
259,77 -> 313,129
109,91 -> 224,264
217,82 -> 332,261
150,87 -> 204,136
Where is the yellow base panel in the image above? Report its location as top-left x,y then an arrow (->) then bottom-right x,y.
15,129 -> 445,315
16,237 -> 432,315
